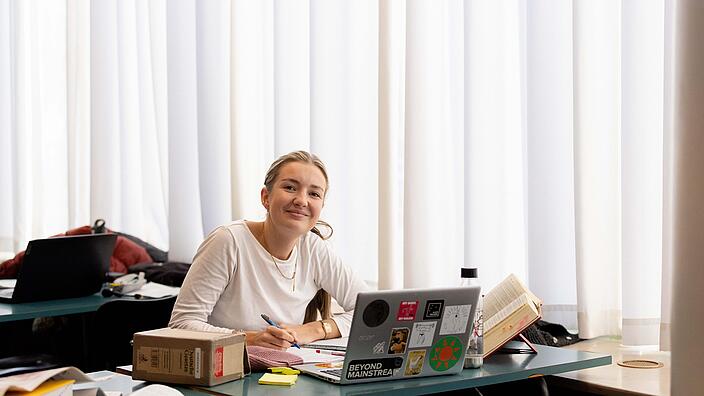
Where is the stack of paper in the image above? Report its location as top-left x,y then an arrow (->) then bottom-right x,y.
122,282 -> 180,298
258,373 -> 297,386
5,379 -> 74,396
0,367 -> 96,396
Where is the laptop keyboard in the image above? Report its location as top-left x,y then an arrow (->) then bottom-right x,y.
321,368 -> 342,378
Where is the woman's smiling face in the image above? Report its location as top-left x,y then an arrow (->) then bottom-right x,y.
262,161 -> 327,237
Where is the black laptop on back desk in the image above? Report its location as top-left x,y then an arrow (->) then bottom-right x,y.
0,234 -> 116,303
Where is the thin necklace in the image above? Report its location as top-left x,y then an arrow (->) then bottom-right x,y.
261,226 -> 297,293
271,254 -> 296,293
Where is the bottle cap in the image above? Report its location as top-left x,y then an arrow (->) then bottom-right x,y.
461,267 -> 478,278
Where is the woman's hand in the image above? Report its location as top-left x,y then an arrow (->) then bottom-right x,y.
280,322 -> 328,345
244,320 -> 339,349
246,326 -> 298,350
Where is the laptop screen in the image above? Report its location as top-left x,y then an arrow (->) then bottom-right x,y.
8,234 -> 116,303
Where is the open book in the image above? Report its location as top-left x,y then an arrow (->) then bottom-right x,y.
483,273 -> 542,357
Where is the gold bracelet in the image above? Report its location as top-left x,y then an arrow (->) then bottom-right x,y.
319,320 -> 331,339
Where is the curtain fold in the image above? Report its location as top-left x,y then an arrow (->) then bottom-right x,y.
525,0 -> 577,330
230,0 -> 274,221
310,0 -> 379,281
405,0 -> 464,288
195,0 -> 232,236
464,0 -> 527,291
166,0 -> 204,261
659,0 -> 675,351
0,0 -> 676,349
573,0 -> 622,339
3,0 -> 69,250
67,0 -> 91,230
620,0 -> 664,347
0,0 -> 14,254
377,0 -> 405,290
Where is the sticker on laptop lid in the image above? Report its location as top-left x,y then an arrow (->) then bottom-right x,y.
372,341 -> 386,354
363,299 -> 390,327
439,304 -> 472,335
404,350 -> 426,376
396,300 -> 419,321
387,327 -> 409,354
346,357 -> 403,380
429,336 -> 463,371
409,321 -> 437,348
423,299 -> 444,320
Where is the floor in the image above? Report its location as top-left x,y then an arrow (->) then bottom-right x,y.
551,336 -> 670,396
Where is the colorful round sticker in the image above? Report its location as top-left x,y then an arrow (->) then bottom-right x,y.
429,336 -> 463,371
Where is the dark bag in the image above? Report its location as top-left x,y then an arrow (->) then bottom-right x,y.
128,262 -> 191,287
521,320 -> 581,347
92,219 -> 169,263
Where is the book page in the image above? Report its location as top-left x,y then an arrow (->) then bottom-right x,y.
484,293 -> 533,330
484,274 -> 530,321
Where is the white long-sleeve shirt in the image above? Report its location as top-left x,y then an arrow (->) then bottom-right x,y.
169,220 -> 368,336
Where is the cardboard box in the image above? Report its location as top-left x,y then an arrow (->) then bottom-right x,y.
132,328 -> 250,386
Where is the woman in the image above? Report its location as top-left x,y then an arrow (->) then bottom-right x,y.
169,151 -> 368,350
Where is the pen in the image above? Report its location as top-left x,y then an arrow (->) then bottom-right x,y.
261,313 -> 301,349
314,349 -> 346,357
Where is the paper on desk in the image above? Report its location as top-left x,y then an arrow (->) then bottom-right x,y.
123,282 -> 179,298
302,336 -> 348,351
0,366 -> 93,395
285,347 -> 344,364
0,279 -> 16,289
130,384 -> 184,396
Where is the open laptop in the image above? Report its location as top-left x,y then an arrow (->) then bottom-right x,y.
0,234 -> 116,303
294,286 -> 481,384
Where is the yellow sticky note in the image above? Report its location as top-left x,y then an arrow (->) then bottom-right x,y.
258,373 -> 298,386
270,367 -> 300,375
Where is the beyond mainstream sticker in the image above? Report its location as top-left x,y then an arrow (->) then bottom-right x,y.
429,336 -> 463,372
346,358 -> 403,380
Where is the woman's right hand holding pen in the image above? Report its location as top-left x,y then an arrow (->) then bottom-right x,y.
245,326 -> 299,350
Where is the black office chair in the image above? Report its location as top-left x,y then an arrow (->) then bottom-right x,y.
84,295 -> 177,371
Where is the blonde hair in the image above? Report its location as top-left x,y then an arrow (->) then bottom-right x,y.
264,150 -> 332,322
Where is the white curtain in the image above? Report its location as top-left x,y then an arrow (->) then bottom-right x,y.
0,0 -> 673,348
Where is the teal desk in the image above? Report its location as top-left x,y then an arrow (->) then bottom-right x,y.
178,345 -> 611,396
0,293 -> 120,322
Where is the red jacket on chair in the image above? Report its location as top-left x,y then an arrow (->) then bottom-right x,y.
0,225 -> 152,279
